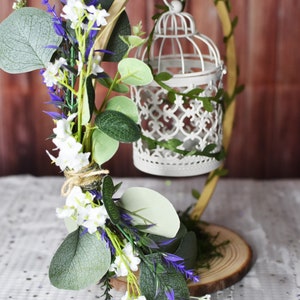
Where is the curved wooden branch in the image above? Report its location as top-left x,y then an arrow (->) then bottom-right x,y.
190,1 -> 238,220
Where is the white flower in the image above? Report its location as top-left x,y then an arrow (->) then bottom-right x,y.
56,186 -> 109,233
61,0 -> 86,29
56,206 -> 75,219
43,57 -> 67,87
81,205 -> 108,234
47,114 -> 90,172
86,5 -> 110,27
121,291 -> 146,300
53,114 -> 76,143
56,186 -> 92,220
109,242 -> 141,276
66,186 -> 92,208
48,135 -> 90,172
91,55 -> 104,75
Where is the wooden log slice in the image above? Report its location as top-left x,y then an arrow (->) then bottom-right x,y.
111,224 -> 253,297
188,224 -> 253,296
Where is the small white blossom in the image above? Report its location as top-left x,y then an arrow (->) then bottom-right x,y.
81,205 -> 108,234
91,55 -> 104,75
86,5 -> 110,27
52,113 -> 76,144
61,0 -> 87,29
109,242 -> 141,277
66,186 -> 92,208
121,291 -> 146,300
56,186 -> 108,234
47,114 -> 90,172
43,57 -> 67,87
48,135 -> 90,172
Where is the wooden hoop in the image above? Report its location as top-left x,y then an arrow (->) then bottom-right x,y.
191,1 -> 238,220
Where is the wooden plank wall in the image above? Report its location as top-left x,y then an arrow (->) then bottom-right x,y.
0,0 -> 299,178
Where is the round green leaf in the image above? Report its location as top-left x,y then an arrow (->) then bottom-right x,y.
49,227 -> 111,290
106,96 -> 139,123
92,128 -> 119,165
120,187 -> 180,238
0,7 -> 62,73
118,58 -> 153,86
95,110 -> 141,143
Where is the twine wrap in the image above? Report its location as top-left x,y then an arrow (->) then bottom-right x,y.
61,163 -> 109,196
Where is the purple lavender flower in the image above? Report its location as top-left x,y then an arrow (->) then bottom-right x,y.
163,253 -> 200,283
165,288 -> 175,300
101,229 -> 116,255
42,0 -> 66,38
43,111 -> 65,120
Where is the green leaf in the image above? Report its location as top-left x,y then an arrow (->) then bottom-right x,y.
202,143 -> 217,154
106,96 -> 139,123
174,231 -> 198,270
49,227 -> 111,290
120,187 -> 180,238
154,72 -> 173,82
103,11 -> 130,62
0,7 -> 62,73
82,76 -> 95,125
120,35 -> 146,48
102,175 -> 121,225
140,253 -> 190,300
118,58 -> 153,86
98,76 -> 129,93
201,98 -> 214,112
92,128 -> 119,165
149,222 -> 187,253
95,110 -> 141,143
192,189 -> 201,199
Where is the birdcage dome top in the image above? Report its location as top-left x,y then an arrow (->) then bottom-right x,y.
137,0 -> 224,81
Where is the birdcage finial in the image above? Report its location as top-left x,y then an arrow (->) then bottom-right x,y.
164,0 -> 183,13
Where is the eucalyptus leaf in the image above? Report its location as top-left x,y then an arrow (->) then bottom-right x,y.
140,253 -> 190,300
92,128 -> 119,165
98,76 -> 129,93
120,35 -> 146,48
95,110 -> 141,143
118,58 -> 153,86
0,7 -> 62,73
103,11 -> 130,62
49,227 -> 111,290
81,76 -> 95,125
120,187 -> 180,238
106,96 -> 139,122
102,175 -> 121,225
149,222 -> 187,253
174,231 -> 198,270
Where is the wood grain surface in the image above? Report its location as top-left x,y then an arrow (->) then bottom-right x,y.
188,224 -> 252,296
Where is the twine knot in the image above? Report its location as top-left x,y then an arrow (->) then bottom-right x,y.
61,163 -> 109,196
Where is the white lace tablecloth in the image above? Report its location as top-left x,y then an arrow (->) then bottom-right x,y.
0,175 -> 299,300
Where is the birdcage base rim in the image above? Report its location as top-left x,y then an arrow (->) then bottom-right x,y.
133,154 -> 222,177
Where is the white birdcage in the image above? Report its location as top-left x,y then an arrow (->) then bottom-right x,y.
132,0 -> 226,177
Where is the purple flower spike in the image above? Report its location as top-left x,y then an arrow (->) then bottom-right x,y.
43,111 -> 65,120
42,0 -> 66,38
165,288 -> 175,300
101,229 -> 116,255
163,253 -> 200,283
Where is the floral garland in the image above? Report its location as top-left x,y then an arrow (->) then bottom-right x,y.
0,0 -> 218,299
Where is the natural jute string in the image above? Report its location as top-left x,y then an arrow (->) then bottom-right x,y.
61,163 -> 109,196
